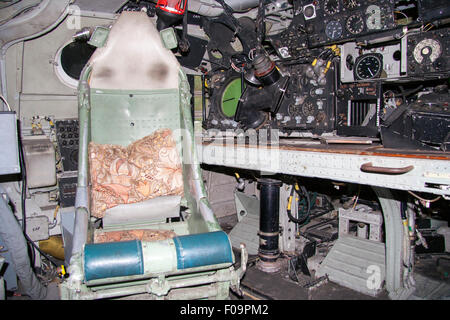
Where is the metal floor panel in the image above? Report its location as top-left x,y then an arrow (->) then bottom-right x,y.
409,273 -> 450,300
229,213 -> 260,256
316,234 -> 386,297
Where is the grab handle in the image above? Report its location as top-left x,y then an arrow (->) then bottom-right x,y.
360,162 -> 414,175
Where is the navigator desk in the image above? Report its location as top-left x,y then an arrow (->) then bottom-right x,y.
201,137 -> 450,196
201,136 -> 450,299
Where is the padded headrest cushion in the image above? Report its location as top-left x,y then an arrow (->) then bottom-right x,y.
89,11 -> 180,90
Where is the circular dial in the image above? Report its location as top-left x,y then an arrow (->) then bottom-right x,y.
220,77 -> 243,117
325,20 -> 343,40
288,104 -> 302,117
366,5 -> 383,30
354,54 -> 383,80
413,38 -> 442,64
343,0 -> 360,10
302,101 -> 316,117
346,14 -> 364,35
324,0 -> 339,15
70,150 -> 79,164
304,5 -> 315,19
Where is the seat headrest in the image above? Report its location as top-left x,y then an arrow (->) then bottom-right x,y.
88,11 -> 180,90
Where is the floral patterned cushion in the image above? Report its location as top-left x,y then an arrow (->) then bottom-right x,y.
88,129 -> 183,218
94,229 -> 177,243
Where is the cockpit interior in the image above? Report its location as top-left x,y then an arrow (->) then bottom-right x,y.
0,0 -> 449,303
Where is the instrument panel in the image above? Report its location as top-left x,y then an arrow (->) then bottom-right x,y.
407,27 -> 449,77
270,61 -> 336,134
339,41 -> 402,83
354,53 -> 383,80
201,0 -> 450,150
301,0 -> 396,47
55,119 -> 79,172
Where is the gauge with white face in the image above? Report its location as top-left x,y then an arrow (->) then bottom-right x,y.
346,14 -> 364,35
325,20 -> 343,40
366,5 -> 383,30
413,38 -> 442,64
354,54 -> 383,80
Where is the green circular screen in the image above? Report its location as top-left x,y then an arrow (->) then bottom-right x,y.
220,78 -> 243,118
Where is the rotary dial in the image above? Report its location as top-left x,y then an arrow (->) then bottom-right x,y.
324,0 -> 339,15
413,38 -> 442,64
346,14 -> 364,35
302,101 -> 316,117
354,54 -> 383,80
325,20 -> 343,40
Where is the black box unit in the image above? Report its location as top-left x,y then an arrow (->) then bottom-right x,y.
407,27 -> 449,77
336,82 -> 381,137
55,119 -> 79,172
415,230 -> 446,254
381,92 -> 450,151
58,175 -> 77,208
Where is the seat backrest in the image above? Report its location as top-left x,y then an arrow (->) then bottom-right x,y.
73,12 -> 220,255
89,11 -> 179,91
87,11 -> 182,148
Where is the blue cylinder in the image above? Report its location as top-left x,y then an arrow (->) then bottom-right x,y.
83,231 -> 234,282
173,231 -> 233,269
83,240 -> 144,282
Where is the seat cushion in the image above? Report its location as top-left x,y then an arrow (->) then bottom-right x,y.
94,228 -> 177,243
89,129 -> 183,218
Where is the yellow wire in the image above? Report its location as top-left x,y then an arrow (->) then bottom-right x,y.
287,195 -> 293,210
53,205 -> 60,219
425,24 -> 434,32
352,186 -> 361,210
242,290 -> 261,300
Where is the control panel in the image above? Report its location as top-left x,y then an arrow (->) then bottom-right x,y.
340,41 -> 403,83
407,27 -> 450,77
271,60 -> 336,134
58,174 -> 78,208
267,12 -> 310,60
55,119 -> 79,172
301,0 -> 396,48
336,81 -> 381,137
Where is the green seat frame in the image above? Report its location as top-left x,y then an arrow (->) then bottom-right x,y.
60,19 -> 247,299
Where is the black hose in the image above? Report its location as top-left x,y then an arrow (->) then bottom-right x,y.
395,85 -> 424,100
17,122 -> 36,267
23,231 -> 58,268
17,121 -> 27,233
286,184 -> 311,225
400,201 -> 408,220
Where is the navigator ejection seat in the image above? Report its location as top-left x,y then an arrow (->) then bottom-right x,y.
60,11 -> 247,300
